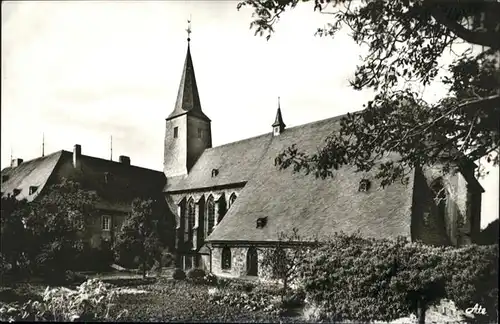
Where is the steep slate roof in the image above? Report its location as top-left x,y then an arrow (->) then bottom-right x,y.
1,151 -> 63,202
165,134 -> 273,192
206,116 -> 416,243
53,151 -> 165,212
167,43 -> 210,122
1,149 -> 165,212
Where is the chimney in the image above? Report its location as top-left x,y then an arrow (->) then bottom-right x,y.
119,155 -> 130,165
73,144 -> 82,168
11,158 -> 23,168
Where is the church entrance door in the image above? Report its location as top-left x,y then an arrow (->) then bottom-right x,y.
246,247 -> 258,276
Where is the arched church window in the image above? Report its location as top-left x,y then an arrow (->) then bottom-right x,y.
206,195 -> 215,236
246,247 -> 258,276
221,247 -> 231,270
187,198 -> 195,241
229,193 -> 237,207
217,196 -> 227,224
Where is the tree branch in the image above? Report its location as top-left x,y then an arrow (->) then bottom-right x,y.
428,3 -> 500,49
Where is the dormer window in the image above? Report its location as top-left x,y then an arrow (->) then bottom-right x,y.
13,189 -> 21,197
256,217 -> 268,229
359,179 -> 371,192
174,127 -> 179,138
29,186 -> 39,195
273,126 -> 280,136
1,175 -> 9,183
211,169 -> 219,177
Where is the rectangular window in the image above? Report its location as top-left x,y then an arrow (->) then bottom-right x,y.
102,215 -> 111,231
174,127 -> 179,138
197,128 -> 202,138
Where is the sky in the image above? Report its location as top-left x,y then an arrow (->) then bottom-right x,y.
1,1 -> 498,228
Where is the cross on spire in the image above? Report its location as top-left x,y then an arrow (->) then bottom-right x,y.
186,15 -> 192,42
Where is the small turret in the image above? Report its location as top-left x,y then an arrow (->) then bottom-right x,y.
272,97 -> 286,136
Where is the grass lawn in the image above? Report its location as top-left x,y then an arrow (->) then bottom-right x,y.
113,279 -> 305,323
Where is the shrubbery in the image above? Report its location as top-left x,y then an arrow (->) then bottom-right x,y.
208,287 -> 281,314
172,268 -> 186,280
186,268 -> 206,284
160,251 -> 174,268
297,233 -> 499,323
0,279 -> 127,322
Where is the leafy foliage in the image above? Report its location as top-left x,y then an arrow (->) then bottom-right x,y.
172,268 -> 186,280
298,233 -> 498,323
186,268 -> 206,284
239,0 -> 500,186
25,179 -> 98,280
437,244 -> 498,323
0,279 -> 128,322
261,228 -> 315,301
0,196 -> 30,277
114,280 -> 288,322
1,179 -> 98,282
208,286 -> 282,315
113,198 -> 167,278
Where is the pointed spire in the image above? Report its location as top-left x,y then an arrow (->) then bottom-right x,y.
42,133 -> 45,157
167,17 -> 210,122
272,97 -> 286,136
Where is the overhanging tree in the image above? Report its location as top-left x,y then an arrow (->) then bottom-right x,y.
239,0 -> 500,186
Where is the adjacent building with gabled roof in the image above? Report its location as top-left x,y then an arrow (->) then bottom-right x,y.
1,147 -> 166,248
163,37 -> 484,278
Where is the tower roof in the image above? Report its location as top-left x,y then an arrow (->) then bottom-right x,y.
167,41 -> 210,121
272,107 -> 286,128
272,97 -> 286,128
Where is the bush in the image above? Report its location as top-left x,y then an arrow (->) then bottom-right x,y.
282,287 -> 306,308
186,268 -> 206,284
0,279 -> 128,322
298,233 -> 499,323
223,279 -> 256,292
438,244 -> 498,323
172,268 -> 186,280
101,277 -> 156,287
0,286 -> 42,304
160,251 -> 174,268
64,270 -> 88,285
203,272 -> 218,286
208,288 -> 280,314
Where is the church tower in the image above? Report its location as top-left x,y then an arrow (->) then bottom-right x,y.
164,24 -> 212,177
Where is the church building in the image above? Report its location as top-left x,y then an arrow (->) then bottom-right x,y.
162,36 -> 484,278
1,31 -> 485,279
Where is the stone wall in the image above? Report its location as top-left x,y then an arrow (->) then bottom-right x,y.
208,245 -> 275,280
412,165 -> 480,246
